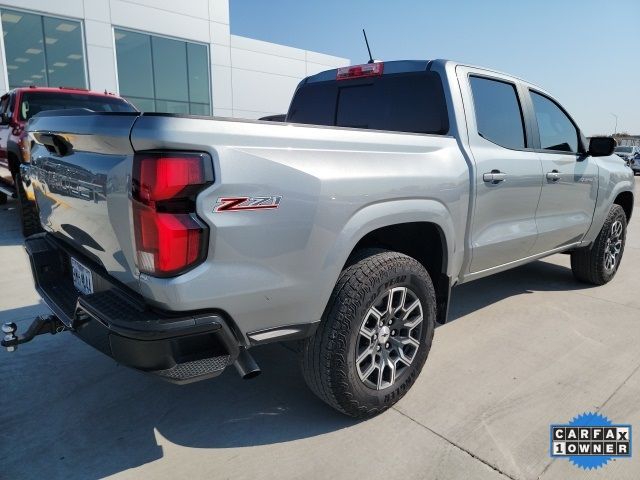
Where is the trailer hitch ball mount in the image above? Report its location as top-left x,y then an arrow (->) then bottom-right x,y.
2,315 -> 68,352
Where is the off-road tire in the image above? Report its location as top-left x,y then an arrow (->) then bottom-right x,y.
571,204 -> 627,285
300,249 -> 436,417
13,171 -> 42,237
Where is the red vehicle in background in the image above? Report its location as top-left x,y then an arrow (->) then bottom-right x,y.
0,86 -> 136,235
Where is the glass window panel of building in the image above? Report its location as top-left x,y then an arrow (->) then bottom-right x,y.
114,29 -> 211,115
1,9 -> 86,89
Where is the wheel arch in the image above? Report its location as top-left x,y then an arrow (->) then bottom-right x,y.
614,190 -> 634,222
324,199 -> 456,324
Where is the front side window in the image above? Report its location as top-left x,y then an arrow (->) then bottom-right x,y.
530,91 -> 578,153
114,29 -> 211,115
469,76 -> 526,150
1,9 -> 86,89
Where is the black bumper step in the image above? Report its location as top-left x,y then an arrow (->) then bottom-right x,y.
23,234 -> 244,384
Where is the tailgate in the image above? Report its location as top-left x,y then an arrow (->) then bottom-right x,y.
27,111 -> 141,292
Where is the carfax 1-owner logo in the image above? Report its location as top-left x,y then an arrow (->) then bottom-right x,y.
550,412 -> 632,470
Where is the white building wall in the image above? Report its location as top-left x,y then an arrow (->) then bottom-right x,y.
0,0 -> 348,118
228,35 -> 347,119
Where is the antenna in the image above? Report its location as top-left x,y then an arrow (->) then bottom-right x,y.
362,29 -> 374,64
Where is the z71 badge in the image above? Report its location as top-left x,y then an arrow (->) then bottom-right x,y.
214,196 -> 282,212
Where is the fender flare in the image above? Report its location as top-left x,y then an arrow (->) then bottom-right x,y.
314,198 -> 456,321
582,178 -> 634,246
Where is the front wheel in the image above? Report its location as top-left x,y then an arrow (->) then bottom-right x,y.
300,249 -> 436,417
571,204 -> 627,285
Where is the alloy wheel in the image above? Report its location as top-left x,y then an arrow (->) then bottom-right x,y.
355,286 -> 423,390
604,220 -> 623,272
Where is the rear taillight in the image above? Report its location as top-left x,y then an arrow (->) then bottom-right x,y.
336,62 -> 384,80
132,152 -> 212,277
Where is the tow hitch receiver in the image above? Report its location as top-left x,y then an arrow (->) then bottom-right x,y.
2,315 -> 68,352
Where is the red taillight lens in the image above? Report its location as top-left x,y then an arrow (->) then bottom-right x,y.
132,153 -> 212,277
336,62 -> 384,80
137,155 -> 204,202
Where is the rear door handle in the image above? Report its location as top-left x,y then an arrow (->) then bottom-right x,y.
483,170 -> 507,183
546,170 -> 560,182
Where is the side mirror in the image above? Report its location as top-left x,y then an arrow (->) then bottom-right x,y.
588,137 -> 616,157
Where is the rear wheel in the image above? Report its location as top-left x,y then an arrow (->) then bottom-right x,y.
571,204 -> 627,285
13,170 -> 42,237
300,249 -> 436,417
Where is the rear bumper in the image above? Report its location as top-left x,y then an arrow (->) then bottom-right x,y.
25,234 -> 242,384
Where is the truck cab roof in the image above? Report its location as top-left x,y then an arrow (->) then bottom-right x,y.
5,85 -> 121,97
302,58 -> 548,94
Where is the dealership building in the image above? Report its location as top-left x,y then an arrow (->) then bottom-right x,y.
0,0 -> 349,118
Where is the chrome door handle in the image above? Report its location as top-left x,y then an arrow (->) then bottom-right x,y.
483,171 -> 507,183
546,170 -> 560,182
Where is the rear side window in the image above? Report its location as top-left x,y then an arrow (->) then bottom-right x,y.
530,91 -> 578,153
19,92 -> 136,121
470,76 -> 526,150
287,71 -> 449,135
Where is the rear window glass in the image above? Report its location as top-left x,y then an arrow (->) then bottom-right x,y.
19,92 -> 136,121
287,71 -> 449,135
470,76 -> 526,150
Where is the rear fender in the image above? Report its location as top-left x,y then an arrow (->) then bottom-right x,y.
316,198 -> 455,319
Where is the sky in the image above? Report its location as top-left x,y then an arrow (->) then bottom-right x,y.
230,0 -> 640,137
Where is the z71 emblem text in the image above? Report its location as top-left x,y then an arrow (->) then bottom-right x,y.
214,196 -> 282,212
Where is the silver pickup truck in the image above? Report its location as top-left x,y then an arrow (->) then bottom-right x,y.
3,59 -> 634,418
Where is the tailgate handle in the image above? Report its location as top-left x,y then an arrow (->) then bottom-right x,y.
36,133 -> 73,157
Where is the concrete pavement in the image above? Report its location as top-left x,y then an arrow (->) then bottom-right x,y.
1,182 -> 638,480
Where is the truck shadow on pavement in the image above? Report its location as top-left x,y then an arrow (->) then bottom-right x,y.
447,257 -> 594,323
0,302 -> 50,324
1,338 -> 360,479
0,203 -> 23,247
0,257 -> 596,479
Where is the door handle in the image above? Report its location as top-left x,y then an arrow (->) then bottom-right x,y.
546,170 -> 560,182
483,170 -> 507,183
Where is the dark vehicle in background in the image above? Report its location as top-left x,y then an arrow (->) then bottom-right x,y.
632,156 -> 640,176
0,86 -> 136,235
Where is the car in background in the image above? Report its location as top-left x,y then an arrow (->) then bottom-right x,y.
614,145 -> 640,164
0,86 -> 136,235
629,149 -> 640,175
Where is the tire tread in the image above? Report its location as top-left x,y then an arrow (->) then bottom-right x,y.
300,249 -> 435,417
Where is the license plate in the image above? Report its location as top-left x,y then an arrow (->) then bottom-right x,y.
71,257 -> 94,295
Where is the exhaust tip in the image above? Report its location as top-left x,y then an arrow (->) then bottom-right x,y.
242,369 -> 262,380
233,347 -> 261,380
